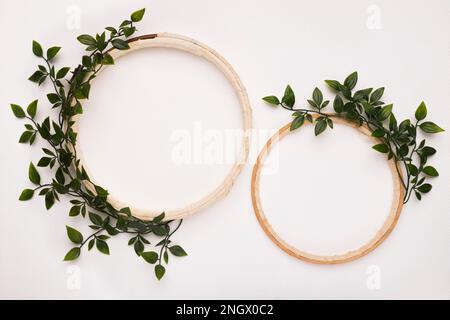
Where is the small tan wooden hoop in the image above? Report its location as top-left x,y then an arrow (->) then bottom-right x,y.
251,115 -> 405,264
73,33 -> 252,221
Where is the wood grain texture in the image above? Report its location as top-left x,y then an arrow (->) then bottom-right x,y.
251,114 -> 405,264
72,33 -> 252,221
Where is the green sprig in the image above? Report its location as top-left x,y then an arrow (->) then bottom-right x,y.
263,72 -> 444,204
11,8 -> 186,281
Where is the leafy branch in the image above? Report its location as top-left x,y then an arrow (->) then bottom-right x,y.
11,8 -> 186,281
263,72 -> 444,203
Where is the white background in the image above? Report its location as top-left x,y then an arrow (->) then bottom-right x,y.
0,0 -> 449,299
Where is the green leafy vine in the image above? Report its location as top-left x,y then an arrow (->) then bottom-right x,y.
263,72 -> 444,203
11,8 -> 186,281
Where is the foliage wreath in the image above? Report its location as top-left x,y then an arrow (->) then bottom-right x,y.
11,9 -> 189,280
256,73 -> 445,262
263,72 -> 444,204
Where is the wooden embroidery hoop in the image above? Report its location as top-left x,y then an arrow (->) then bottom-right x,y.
251,114 -> 405,264
73,33 -> 252,221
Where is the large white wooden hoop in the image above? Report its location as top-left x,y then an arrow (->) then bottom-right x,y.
73,33 -> 252,221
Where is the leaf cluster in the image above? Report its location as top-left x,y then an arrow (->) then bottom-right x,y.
12,8 -> 186,281
263,72 -> 444,203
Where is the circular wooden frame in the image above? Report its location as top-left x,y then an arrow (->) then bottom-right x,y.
73,33 -> 252,221
251,115 -> 405,264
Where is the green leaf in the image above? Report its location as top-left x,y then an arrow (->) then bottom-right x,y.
326,118 -> 333,129
324,80 -> 340,91
389,113 -> 397,131
66,226 -> 83,244
372,143 -> 389,153
119,207 -> 132,217
371,128 -> 385,138
398,144 -> 409,157
52,121 -> 64,138
26,100 -> 38,118
19,189 -> 34,201
415,101 -> 427,121
56,67 -> 71,79
345,109 -> 359,121
421,146 -> 436,156
415,191 -> 422,200
131,8 -> 146,22
103,53 -> 114,65
307,99 -> 318,108
32,40 -> 43,57
45,191 -> 55,210
42,148 -> 55,156
69,178 -> 81,190
120,20 -> 132,28
69,205 -> 81,217
111,39 -> 130,50
141,251 -> 158,264
19,131 -> 33,143
30,132 -> 37,145
96,32 -> 107,51
422,166 -> 439,177
370,87 -> 384,103
105,225 -> 119,236
353,88 -> 372,101
105,26 -> 117,34
55,167 -> 65,185
128,237 -> 137,246
339,84 -> 352,99
282,85 -> 295,108
262,96 -> 280,105
314,119 -> 327,136
95,185 -> 108,200
77,34 -> 96,46
152,225 -> 167,237
407,164 -> 419,176
46,46 -> 61,61
63,247 -> 80,261
82,55 -> 92,68
155,265 -> 166,280
123,26 -> 137,38
378,104 -> 393,121
419,121 -> 444,133
96,239 -> 110,255
29,162 -> 41,185
74,102 -> 83,115
399,119 -> 411,132
53,182 -> 68,195
47,93 -> 59,104
290,115 -> 305,131
344,71 -> 358,90
97,235 -> 110,241
28,70 -> 45,83
417,183 -> 432,193
417,138 -> 425,148
89,212 -> 103,226
333,95 -> 343,113
11,104 -> 26,118
88,239 -> 95,251
169,245 -> 187,257
312,87 -> 323,106
37,157 -> 52,167
74,83 -> 91,100
153,212 -> 165,223
134,240 -> 144,255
